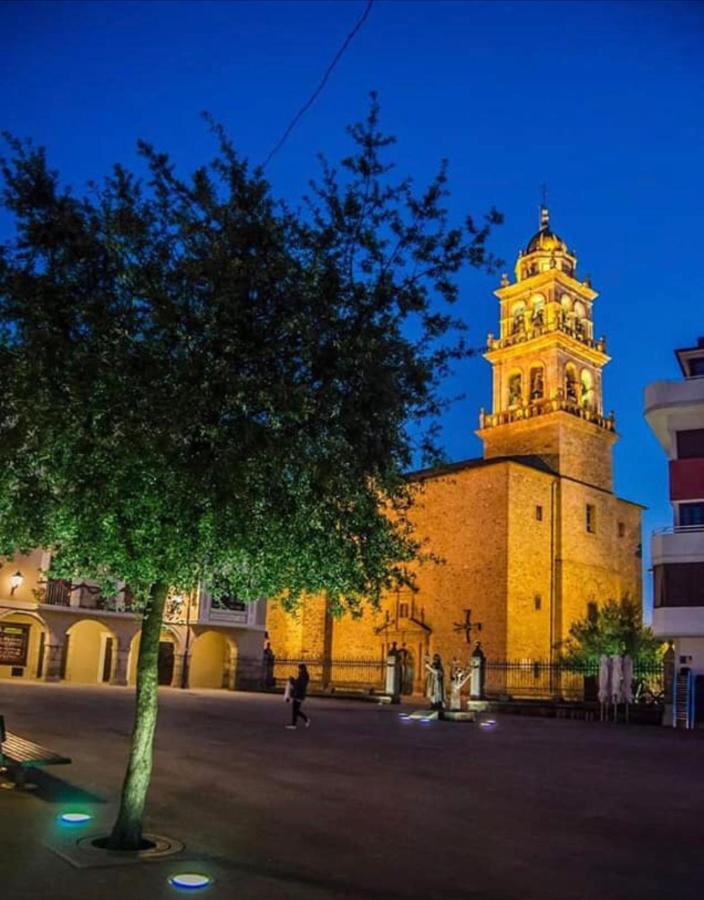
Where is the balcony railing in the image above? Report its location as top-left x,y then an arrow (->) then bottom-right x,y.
479,395 -> 616,432
487,320 -> 607,354
37,579 -> 137,613
653,524 -> 704,535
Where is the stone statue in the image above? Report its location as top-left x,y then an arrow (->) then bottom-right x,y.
448,658 -> 473,711
424,653 -> 445,710
261,641 -> 275,689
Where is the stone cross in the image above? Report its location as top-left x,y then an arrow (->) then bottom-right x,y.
453,608 -> 482,644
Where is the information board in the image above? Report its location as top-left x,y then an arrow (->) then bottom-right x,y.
0,623 -> 30,667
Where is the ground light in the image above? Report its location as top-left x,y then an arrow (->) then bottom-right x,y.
58,812 -> 92,825
479,719 -> 497,729
169,873 -> 213,891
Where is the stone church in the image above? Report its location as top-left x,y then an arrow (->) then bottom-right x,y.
267,209 -> 643,689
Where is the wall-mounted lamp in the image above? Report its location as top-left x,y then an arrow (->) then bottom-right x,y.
10,571 -> 23,595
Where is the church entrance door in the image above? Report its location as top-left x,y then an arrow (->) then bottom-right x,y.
399,648 -> 414,695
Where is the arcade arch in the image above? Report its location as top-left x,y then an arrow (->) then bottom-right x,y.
189,630 -> 238,690
0,609 -> 49,681
64,618 -> 118,684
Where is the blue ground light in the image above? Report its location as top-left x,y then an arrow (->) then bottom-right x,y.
169,873 -> 213,891
58,813 -> 92,825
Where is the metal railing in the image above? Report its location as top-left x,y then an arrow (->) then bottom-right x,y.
483,660 -> 664,703
271,656 -> 664,703
653,524 -> 704,535
479,395 -> 616,432
487,320 -> 606,354
38,580 -> 137,613
273,657 -> 386,692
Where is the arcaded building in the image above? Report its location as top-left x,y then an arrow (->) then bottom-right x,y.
267,210 -> 643,687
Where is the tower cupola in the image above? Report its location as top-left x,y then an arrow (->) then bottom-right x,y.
515,206 -> 577,282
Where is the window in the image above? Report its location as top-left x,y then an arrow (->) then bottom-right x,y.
676,429 -> 704,459
679,503 -> 704,528
618,521 -> 625,538
586,504 -> 596,533
508,372 -> 523,406
654,563 -> 704,608
214,595 -> 246,611
536,505 -> 543,521
530,367 -> 545,401
399,602 -> 409,619
690,357 -> 704,377
534,594 -> 542,611
587,601 -> 598,623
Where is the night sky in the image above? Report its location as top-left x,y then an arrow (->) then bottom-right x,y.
2,0 -> 703,612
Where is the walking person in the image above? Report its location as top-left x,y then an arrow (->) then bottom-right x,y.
285,663 -> 311,730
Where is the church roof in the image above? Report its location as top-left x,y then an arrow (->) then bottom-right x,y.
407,454 -> 646,508
408,454 -> 556,482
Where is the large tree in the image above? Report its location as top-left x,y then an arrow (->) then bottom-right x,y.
0,99 -> 500,849
562,598 -> 661,665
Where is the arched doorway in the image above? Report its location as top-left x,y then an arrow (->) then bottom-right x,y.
399,646 -> 415,695
0,611 -> 48,681
128,629 -> 180,686
64,619 -> 117,684
189,631 -> 233,689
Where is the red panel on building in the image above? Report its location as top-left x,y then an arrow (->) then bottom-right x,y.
670,458 -> 704,501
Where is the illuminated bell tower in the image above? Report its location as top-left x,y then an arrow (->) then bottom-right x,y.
478,207 -> 617,491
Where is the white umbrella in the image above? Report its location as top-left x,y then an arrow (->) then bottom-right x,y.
622,655 -> 634,704
598,654 -> 611,704
610,654 -> 624,704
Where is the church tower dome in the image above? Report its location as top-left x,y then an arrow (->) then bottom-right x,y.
478,207 -> 616,492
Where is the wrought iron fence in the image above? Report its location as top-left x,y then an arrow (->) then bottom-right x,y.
271,655 -> 664,703
273,657 -> 386,692
484,660 -> 664,703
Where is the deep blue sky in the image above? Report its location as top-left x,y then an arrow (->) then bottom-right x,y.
2,0 -> 703,612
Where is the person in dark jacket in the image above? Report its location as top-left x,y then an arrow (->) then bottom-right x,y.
285,664 -> 310,729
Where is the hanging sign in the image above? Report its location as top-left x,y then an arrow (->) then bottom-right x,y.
0,623 -> 30,666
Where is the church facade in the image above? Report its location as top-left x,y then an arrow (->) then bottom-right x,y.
267,210 -> 643,689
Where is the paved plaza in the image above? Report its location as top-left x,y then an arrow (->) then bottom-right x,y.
1,683 -> 703,900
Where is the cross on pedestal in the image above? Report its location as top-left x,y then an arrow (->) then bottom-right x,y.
453,608 -> 482,644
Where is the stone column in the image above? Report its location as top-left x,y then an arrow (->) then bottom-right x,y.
110,643 -> 130,686
172,653 -> 187,689
43,640 -> 64,681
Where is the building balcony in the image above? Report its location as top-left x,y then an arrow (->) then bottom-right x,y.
644,376 -> 704,453
34,579 -> 266,631
479,395 -> 616,432
653,606 -> 704,639
652,526 -> 704,566
197,594 -> 266,630
486,320 -> 607,354
37,579 -> 138,614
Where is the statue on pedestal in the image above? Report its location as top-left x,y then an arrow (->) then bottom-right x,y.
448,658 -> 473,711
424,653 -> 445,710
470,641 -> 486,700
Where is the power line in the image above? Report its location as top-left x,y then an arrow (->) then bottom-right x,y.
262,0 -> 374,169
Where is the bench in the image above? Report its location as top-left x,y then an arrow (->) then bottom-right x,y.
0,715 -> 71,788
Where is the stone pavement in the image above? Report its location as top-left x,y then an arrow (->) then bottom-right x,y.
1,682 -> 704,900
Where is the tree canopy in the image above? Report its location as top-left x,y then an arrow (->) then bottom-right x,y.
0,97 -> 501,610
562,598 -> 662,665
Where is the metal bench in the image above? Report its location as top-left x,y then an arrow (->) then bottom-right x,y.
0,715 -> 71,788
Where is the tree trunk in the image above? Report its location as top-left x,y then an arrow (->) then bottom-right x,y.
107,582 -> 168,850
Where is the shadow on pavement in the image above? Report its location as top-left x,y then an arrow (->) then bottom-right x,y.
10,768 -> 107,805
